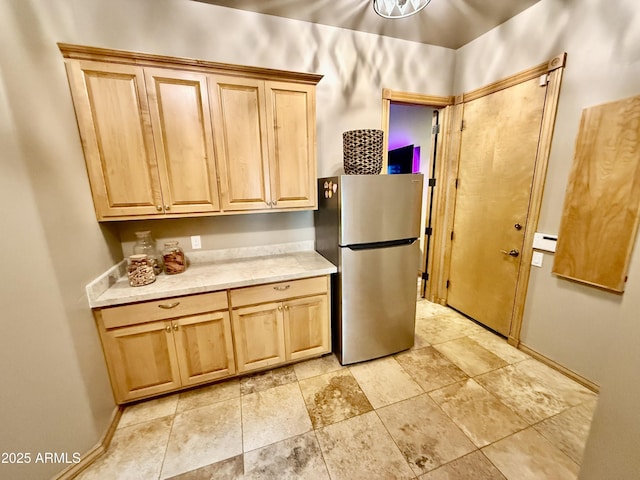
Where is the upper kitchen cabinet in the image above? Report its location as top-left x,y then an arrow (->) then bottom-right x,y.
266,82 -> 317,210
64,62 -> 220,219
209,77 -> 317,211
63,60 -> 164,219
209,76 -> 271,211
59,44 -> 322,221
144,68 -> 221,215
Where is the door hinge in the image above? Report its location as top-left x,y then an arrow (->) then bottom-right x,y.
428,178 -> 436,187
460,120 -> 465,131
455,178 -> 459,188
432,124 -> 440,135
446,280 -> 450,288
450,231 -> 454,240
421,272 -> 429,280
425,227 -> 433,236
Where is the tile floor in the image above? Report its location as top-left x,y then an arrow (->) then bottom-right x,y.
77,300 -> 598,479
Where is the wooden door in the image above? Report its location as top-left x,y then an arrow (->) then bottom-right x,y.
145,68 -> 221,214
265,82 -> 317,209
172,311 -> 236,386
102,321 -> 181,403
447,77 -> 546,336
421,110 -> 441,298
283,294 -> 330,361
209,76 -> 271,210
231,303 -> 286,373
64,60 -> 163,219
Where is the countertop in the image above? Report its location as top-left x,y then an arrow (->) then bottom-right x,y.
87,244 -> 337,309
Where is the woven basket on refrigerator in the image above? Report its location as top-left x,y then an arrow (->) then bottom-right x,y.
343,129 -> 384,175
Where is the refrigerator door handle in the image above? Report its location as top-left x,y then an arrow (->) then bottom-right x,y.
346,238 -> 417,251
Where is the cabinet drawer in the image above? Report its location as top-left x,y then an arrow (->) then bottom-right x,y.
100,291 -> 229,329
230,276 -> 327,308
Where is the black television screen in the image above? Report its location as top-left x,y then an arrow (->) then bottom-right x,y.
387,144 -> 414,174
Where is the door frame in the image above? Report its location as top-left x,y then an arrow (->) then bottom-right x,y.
381,53 -> 566,346
380,90 -> 454,301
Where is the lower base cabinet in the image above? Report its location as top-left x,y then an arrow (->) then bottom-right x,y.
94,275 -> 331,404
95,291 -> 235,403
231,276 -> 330,373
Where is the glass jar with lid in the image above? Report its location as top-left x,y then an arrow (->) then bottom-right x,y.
162,241 -> 186,274
133,231 -> 162,275
127,254 -> 156,287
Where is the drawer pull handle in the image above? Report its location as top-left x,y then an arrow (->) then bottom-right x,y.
273,285 -> 290,291
158,302 -> 180,309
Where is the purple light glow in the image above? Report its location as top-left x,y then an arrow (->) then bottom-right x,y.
387,130 -> 414,151
413,146 -> 421,173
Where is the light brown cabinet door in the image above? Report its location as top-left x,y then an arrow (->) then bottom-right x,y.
265,82 -> 317,209
145,68 -> 221,214
173,311 -> 236,386
102,320 -> 181,403
209,76 -> 271,211
284,295 -> 330,361
232,302 -> 286,373
65,60 -> 163,219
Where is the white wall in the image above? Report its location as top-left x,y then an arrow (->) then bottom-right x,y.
455,1 -> 640,475
103,0 -> 455,254
578,247 -> 640,478
0,0 -> 455,477
0,2 -> 122,478
454,0 -> 640,385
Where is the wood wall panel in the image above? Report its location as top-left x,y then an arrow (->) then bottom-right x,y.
553,95 -> 640,292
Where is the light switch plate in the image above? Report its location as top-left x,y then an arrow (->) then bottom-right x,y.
532,251 -> 544,267
533,232 -> 558,252
191,235 -> 202,249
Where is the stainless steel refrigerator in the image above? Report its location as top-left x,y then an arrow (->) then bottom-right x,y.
315,173 -> 424,365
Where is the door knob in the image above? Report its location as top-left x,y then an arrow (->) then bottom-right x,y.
514,223 -> 522,230
500,249 -> 520,257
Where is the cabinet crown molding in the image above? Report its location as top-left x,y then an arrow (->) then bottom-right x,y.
57,43 -> 323,85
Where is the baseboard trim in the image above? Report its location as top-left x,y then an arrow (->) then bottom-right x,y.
54,405 -> 123,480
518,343 -> 600,393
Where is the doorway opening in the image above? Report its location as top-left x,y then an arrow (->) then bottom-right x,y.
381,90 -> 453,301
381,52 -> 566,345
388,102 -> 437,295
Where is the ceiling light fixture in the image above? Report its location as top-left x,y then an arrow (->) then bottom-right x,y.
373,0 -> 432,19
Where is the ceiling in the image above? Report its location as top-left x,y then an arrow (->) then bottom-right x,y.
194,0 -> 541,49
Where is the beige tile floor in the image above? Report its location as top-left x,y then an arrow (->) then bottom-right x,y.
77,300 -> 598,480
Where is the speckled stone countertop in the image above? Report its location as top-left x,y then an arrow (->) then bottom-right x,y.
86,242 -> 336,309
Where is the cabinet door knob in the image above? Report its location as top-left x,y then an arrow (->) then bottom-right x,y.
156,205 -> 163,211
284,304 -> 289,311
173,323 -> 179,331
273,200 -> 277,206
158,302 -> 180,309
278,305 -> 283,311
165,205 -> 171,211
165,325 -> 171,333
273,285 -> 290,291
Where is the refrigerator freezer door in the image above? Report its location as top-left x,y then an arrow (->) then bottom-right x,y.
338,240 -> 419,364
339,174 -> 423,246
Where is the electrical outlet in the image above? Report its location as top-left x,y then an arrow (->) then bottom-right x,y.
191,235 -> 202,249
531,251 -> 543,267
